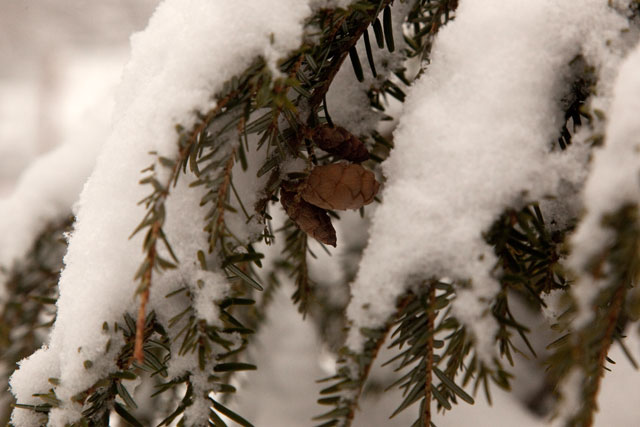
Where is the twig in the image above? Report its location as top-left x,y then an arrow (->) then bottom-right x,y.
582,283 -> 627,427
210,147 -> 237,251
424,284 -> 436,426
344,294 -> 414,423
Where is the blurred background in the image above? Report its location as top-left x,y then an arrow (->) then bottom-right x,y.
0,0 -> 159,194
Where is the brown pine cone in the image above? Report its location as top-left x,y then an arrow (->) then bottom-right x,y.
280,188 -> 337,247
313,125 -> 370,163
300,163 -> 380,211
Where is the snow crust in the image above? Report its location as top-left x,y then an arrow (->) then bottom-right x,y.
346,0 -> 628,356
9,0 -> 314,424
568,39 -> 640,327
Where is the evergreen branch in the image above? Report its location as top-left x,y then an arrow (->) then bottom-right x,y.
314,295 -> 411,426
23,283 -> 260,425
133,221 -> 160,363
405,0 -> 459,62
307,0 -> 393,114
423,284 -> 436,426
367,0 -> 460,163
15,312 -> 161,426
487,204 -> 569,304
0,218 -> 71,425
205,146 -> 237,252
387,282 -> 513,425
132,85 -> 246,363
280,221 -> 315,314
562,204 -> 640,427
155,293 -> 258,426
556,56 -> 596,150
580,281 -> 626,427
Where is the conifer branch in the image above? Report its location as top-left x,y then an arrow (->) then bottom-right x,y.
308,0 -> 393,114
546,204 -> 640,427
423,284 -> 436,426
314,295 -> 412,426
570,206 -> 640,426
208,147 -> 237,251
581,282 -> 626,427
132,88 -> 242,363
10,2 -> 640,426
0,218 -> 71,424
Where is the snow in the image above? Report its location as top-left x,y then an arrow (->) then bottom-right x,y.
345,0 -> 629,357
0,100 -> 109,301
9,0 -> 315,424
192,270 -> 228,326
0,49 -> 126,275
0,81 -> 39,193
569,39 -> 640,327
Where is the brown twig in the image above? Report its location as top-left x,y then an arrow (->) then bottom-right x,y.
343,293 -> 414,423
424,284 -> 436,426
581,283 -> 627,427
209,147 -> 237,251
133,223 -> 159,362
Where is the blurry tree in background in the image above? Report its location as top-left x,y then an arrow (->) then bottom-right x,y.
0,0 -> 158,193
1,1 -> 640,427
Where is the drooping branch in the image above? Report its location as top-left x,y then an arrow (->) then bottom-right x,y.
423,284 -> 436,426
132,89 -> 244,362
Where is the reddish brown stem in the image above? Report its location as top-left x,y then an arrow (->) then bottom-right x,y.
424,284 -> 436,426
582,283 -> 627,427
345,294 -> 414,422
133,289 -> 149,362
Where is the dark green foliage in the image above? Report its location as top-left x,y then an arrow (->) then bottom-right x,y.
485,202 -> 576,374
383,6 -> 395,52
314,321 -> 394,426
0,218 -> 71,425
546,205 -> 640,427
349,46 -> 365,82
363,30 -> 378,78
404,0 -> 458,61
386,284 -> 509,427
280,221 -> 315,314
556,57 -> 597,150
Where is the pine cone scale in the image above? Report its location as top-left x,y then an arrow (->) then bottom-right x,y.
312,125 -> 370,163
301,163 -> 380,211
280,189 -> 337,247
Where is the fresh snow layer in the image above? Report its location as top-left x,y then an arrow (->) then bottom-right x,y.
569,39 -> 640,325
0,69 -> 119,300
346,0 -> 628,356
0,128 -> 103,290
9,0 -> 314,425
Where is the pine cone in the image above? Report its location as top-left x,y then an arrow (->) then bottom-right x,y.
280,188 -> 337,247
313,125 -> 370,163
300,163 -> 380,211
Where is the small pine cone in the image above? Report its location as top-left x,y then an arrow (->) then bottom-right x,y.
280,188 -> 337,247
313,125 -> 370,163
301,163 -> 380,211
